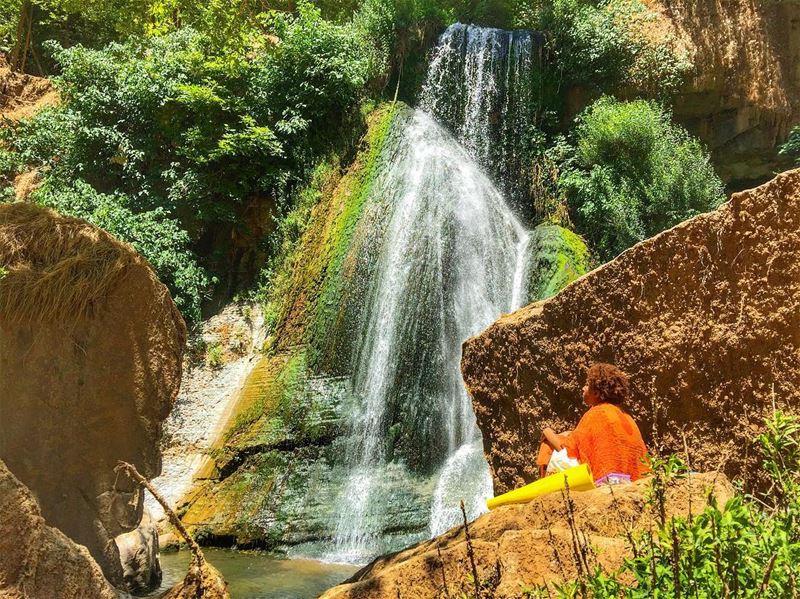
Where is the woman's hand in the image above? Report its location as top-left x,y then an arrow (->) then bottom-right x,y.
543,427 -> 564,451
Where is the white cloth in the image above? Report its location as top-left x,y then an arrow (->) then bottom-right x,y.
546,448 -> 579,475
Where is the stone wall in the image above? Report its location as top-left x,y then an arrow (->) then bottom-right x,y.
649,0 -> 800,186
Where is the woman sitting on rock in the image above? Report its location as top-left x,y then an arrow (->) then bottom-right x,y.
537,362 -> 648,484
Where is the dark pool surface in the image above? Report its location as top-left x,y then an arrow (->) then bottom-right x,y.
147,549 -> 359,599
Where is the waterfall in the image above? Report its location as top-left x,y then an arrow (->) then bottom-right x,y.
327,23 -> 540,563
421,23 -> 542,216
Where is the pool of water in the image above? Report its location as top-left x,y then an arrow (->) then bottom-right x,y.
146,549 -> 358,598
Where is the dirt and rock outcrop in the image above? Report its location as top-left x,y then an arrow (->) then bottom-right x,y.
0,57 -> 57,122
462,169 -> 800,495
321,472 -> 733,599
0,57 -> 57,201
0,203 -> 186,589
0,459 -> 120,599
643,0 -> 800,186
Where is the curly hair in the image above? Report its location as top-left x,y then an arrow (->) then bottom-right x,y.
586,363 -> 630,405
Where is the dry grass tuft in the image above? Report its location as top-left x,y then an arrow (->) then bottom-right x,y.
0,203 -> 144,324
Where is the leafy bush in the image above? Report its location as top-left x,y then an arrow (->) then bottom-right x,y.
557,98 -> 725,261
2,4 -> 374,321
36,180 -> 210,323
1,0 -> 159,73
8,12 -> 370,224
780,125 -> 800,160
205,341 -> 224,368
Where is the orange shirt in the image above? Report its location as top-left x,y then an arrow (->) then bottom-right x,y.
563,403 -> 648,481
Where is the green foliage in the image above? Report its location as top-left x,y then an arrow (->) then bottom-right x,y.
2,6 -> 374,320
757,410 -> 800,511
553,412 -> 800,598
205,341 -> 224,367
35,179 -> 210,323
557,97 -> 725,261
1,0 -> 153,73
260,5 -> 373,149
779,125 -> 800,160
10,14 -> 369,224
537,0 -> 691,99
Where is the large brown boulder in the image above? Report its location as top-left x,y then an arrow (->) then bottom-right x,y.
0,203 -> 187,586
0,458 -> 119,599
462,169 -> 800,494
320,473 -> 734,599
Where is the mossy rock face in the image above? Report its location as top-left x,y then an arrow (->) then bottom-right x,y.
178,103 -> 436,554
524,224 -> 591,302
265,102 -> 407,376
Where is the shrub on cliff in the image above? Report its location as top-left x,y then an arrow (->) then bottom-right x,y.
533,0 -> 691,99
0,5 -> 373,321
557,98 -> 725,261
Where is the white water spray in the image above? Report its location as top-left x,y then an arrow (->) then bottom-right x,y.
328,23 -> 541,562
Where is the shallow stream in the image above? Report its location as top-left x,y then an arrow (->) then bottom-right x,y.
147,549 -> 357,599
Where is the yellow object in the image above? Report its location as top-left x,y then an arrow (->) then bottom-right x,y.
486,464 -> 595,510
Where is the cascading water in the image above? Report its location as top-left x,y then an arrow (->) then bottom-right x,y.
421,23 -> 543,216
327,23 -> 540,563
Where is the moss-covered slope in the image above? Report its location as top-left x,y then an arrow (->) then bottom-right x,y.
524,224 -> 591,301
176,104 -> 428,554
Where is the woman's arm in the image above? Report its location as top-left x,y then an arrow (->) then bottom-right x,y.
543,427 -> 564,451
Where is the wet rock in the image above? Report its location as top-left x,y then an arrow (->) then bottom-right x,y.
521,224 -> 590,302
462,169 -> 800,494
116,509 -> 162,593
148,303 -> 264,524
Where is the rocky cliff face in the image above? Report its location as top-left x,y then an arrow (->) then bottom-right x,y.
646,0 -> 800,186
462,169 -> 800,494
0,203 -> 187,587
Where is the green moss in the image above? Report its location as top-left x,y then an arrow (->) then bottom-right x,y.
526,224 -> 591,301
305,103 -> 400,370
256,102 -> 402,373
224,352 -> 308,446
